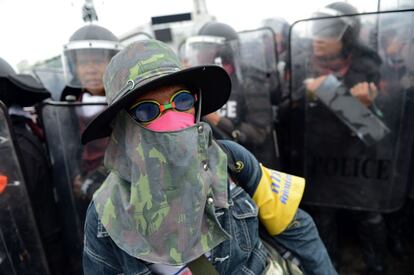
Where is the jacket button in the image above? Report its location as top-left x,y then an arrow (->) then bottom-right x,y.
198,125 -> 204,133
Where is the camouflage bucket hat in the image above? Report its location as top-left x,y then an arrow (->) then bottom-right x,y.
82,39 -> 231,144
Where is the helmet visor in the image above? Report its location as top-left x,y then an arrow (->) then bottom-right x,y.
311,17 -> 349,41
62,40 -> 121,91
179,36 -> 240,68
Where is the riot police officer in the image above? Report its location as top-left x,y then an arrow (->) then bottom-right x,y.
181,22 -> 278,168
34,24 -> 122,274
289,3 -> 391,274
61,24 -> 122,199
196,22 -> 252,141
0,57 -> 64,274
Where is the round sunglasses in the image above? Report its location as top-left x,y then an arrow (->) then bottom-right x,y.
128,90 -> 197,124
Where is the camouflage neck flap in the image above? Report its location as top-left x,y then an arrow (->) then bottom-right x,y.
93,111 -> 230,265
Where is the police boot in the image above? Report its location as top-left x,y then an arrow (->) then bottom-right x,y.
356,213 -> 387,275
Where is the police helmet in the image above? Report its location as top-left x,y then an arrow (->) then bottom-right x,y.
198,22 -> 239,41
312,2 -> 360,48
0,57 -> 16,76
0,57 -> 50,106
261,17 -> 290,39
62,24 -> 122,89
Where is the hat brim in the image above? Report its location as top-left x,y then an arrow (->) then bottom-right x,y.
81,65 -> 231,144
0,75 -> 51,107
60,86 -> 82,101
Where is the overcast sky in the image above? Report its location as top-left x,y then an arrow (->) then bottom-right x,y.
0,0 -> 382,70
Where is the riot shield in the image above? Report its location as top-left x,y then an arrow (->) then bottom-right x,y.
288,10 -> 414,211
0,101 -> 50,274
238,28 -> 281,168
39,101 -> 108,274
179,29 -> 281,168
179,34 -> 245,140
408,148 -> 414,199
34,68 -> 66,101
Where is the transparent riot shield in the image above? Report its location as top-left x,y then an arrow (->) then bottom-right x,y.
0,227 -> 16,275
179,35 -> 246,138
0,101 -> 50,274
179,30 -> 281,168
288,10 -> 414,211
238,28 -> 281,168
238,28 -> 281,102
34,68 -> 66,101
39,101 -> 108,273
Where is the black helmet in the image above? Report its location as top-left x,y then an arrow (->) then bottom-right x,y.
261,17 -> 290,54
198,22 -> 239,41
62,24 -> 122,92
181,22 -> 241,81
0,57 -> 50,107
261,17 -> 290,39
378,12 -> 413,67
69,24 -> 118,42
187,22 -> 238,71
312,2 -> 360,48
0,57 -> 16,76
326,2 -> 361,40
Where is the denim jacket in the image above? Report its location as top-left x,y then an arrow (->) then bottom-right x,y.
83,141 -> 336,275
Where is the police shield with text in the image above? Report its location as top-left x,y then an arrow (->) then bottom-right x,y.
287,6 -> 414,273
289,7 -> 414,215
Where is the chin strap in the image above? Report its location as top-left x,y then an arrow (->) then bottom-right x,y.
196,88 -> 202,123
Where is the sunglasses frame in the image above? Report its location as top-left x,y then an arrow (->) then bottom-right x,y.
129,90 -> 197,124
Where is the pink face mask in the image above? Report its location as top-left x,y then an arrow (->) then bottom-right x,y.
146,111 -> 195,132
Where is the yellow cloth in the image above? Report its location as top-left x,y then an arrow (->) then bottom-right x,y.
253,165 -> 305,235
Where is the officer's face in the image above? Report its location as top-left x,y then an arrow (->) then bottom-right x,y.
312,37 -> 343,57
385,37 -> 409,67
76,52 -> 109,96
197,48 -> 219,65
275,33 -> 286,55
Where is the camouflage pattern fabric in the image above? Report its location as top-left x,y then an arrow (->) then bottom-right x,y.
93,111 -> 230,265
103,40 -> 181,106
